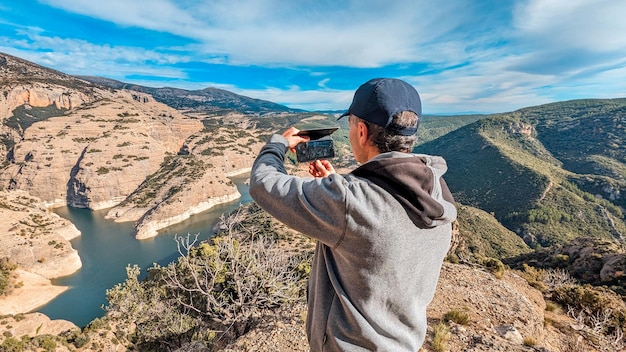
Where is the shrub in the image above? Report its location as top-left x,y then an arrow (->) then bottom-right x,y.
0,336 -> 25,351
0,258 -> 17,295
443,309 -> 470,325
519,264 -> 548,292
479,257 -> 506,279
551,254 -> 570,267
554,284 -> 626,328
523,336 -> 537,346
431,322 -> 450,352
33,335 -> 57,351
104,203 -> 313,349
66,331 -> 90,348
545,301 -> 560,313
96,167 -> 110,175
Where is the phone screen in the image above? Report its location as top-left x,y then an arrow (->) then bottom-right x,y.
295,139 -> 335,162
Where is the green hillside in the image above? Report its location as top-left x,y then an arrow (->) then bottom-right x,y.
453,204 -> 532,260
416,114 -> 486,146
506,98 -> 626,210
416,100 -> 626,248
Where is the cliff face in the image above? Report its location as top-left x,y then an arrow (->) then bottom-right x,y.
0,189 -> 82,316
0,90 -> 203,210
0,82 -> 94,123
0,52 -> 97,123
0,190 -> 81,279
106,125 -> 264,239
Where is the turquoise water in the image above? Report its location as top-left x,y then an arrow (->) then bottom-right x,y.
37,175 -> 252,327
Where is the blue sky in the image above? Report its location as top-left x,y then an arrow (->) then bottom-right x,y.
1,0 -> 625,114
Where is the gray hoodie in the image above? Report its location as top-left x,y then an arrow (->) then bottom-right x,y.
249,134 -> 456,352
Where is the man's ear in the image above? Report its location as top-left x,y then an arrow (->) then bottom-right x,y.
357,121 -> 369,146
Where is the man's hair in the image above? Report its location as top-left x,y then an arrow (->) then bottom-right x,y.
360,111 -> 419,153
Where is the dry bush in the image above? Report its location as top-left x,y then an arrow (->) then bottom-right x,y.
442,309 -> 470,325
519,264 -> 577,292
0,257 -> 17,296
431,322 -> 450,352
163,232 -> 309,327
104,203 -> 312,350
567,306 -> 625,352
518,264 -> 626,351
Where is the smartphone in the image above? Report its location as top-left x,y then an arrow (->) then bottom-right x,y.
295,137 -> 335,163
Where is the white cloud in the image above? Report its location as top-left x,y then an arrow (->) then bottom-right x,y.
219,84 -> 354,111
5,0 -> 624,114
38,0 -> 479,67
0,30 -> 189,79
40,0 -> 206,37
513,0 -> 626,52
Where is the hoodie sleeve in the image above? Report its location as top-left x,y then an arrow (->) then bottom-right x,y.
249,134 -> 348,247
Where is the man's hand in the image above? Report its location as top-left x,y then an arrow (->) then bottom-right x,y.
282,127 -> 309,153
309,159 -> 336,178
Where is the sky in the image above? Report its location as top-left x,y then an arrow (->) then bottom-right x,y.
1,0 -> 625,115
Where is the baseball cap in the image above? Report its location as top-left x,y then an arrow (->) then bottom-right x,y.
338,78 -> 421,136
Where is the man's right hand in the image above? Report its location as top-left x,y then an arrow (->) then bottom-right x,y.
282,127 -> 310,153
309,159 -> 336,178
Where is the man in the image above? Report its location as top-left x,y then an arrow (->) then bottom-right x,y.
249,78 -> 456,351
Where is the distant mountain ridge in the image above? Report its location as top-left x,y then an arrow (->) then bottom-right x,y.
0,52 -> 91,89
416,98 -> 626,248
77,75 -> 301,115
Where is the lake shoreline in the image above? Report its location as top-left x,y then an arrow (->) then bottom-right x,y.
30,174 -> 252,327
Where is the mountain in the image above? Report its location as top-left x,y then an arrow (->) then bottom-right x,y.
77,75 -> 301,115
416,99 -> 626,249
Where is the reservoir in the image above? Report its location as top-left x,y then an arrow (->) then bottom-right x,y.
37,174 -> 252,327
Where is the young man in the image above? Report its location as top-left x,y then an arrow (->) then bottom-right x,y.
249,78 -> 456,351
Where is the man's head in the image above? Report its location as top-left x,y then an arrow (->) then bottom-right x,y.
340,78 -> 421,135
341,78 -> 421,161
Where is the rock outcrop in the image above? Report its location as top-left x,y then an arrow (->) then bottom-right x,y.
0,190 -> 82,315
106,127 -> 263,239
505,237 -> 626,293
0,52 -> 274,243
1,90 -> 204,210
0,190 -> 81,279
0,269 -> 70,316
0,312 -> 77,342
0,83 -> 94,122
135,191 -> 241,239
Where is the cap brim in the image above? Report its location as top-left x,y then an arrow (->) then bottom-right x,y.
337,111 -> 350,121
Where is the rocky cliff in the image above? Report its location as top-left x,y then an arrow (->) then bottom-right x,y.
105,124 -> 263,239
0,190 -> 81,315
0,190 -> 81,278
1,89 -> 203,210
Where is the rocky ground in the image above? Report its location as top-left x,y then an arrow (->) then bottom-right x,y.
220,262 -> 592,352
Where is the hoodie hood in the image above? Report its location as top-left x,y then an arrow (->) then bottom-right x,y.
351,153 -> 456,228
